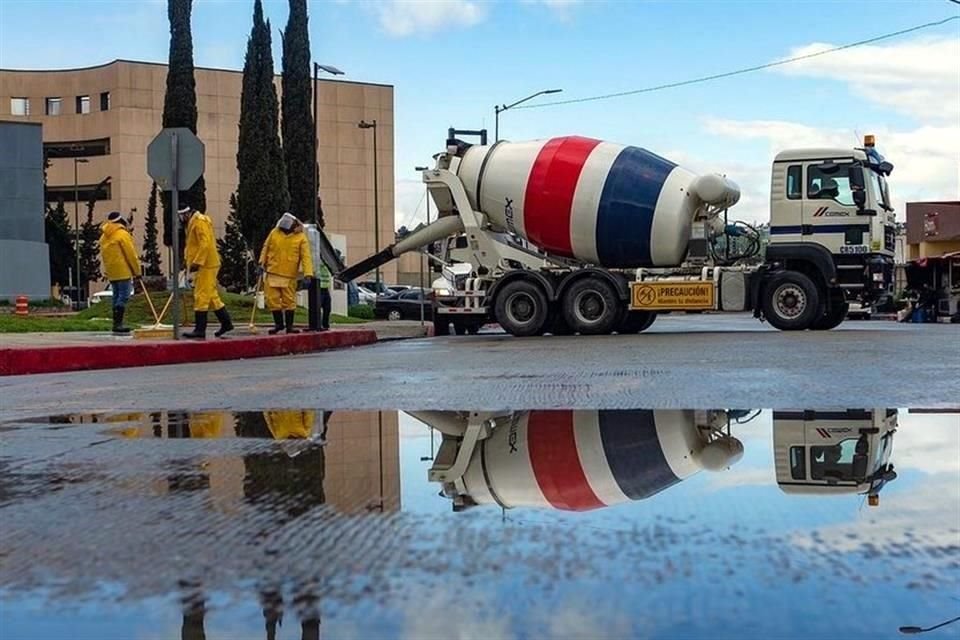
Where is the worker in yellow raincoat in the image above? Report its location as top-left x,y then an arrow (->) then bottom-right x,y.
264,410 -> 316,440
259,213 -> 314,335
99,211 -> 142,334
180,205 -> 234,339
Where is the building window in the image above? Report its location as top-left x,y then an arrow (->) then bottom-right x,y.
44,138 -> 111,158
45,183 -> 113,203
76,95 -> 91,114
10,97 -> 30,116
45,97 -> 62,116
100,92 -> 111,111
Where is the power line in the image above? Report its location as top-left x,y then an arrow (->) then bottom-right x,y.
515,15 -> 960,110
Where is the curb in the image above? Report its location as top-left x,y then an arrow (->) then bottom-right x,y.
0,330 -> 378,376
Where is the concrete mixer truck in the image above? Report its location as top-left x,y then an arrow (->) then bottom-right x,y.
410,408 -> 897,512
339,130 -> 895,336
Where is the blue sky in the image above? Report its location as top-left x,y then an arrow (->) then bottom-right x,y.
1,0 -> 958,227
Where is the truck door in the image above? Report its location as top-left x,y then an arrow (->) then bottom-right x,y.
804,161 -> 866,255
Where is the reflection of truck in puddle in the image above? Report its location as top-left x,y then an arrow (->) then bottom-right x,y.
774,409 -> 898,505
414,409 -> 896,512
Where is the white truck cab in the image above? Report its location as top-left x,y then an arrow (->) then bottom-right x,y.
773,409 -> 898,505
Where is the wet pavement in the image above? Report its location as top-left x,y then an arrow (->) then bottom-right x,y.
1,316 -> 957,415
1,407 -> 958,639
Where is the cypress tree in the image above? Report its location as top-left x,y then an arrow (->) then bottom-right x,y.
238,0 -> 289,256
217,193 -> 251,291
161,0 -> 206,248
141,182 -> 163,276
281,0 -> 316,224
78,177 -> 110,286
45,199 -> 75,287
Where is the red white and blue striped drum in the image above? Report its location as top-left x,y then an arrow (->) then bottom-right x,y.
456,136 -> 739,268
460,410 -> 719,511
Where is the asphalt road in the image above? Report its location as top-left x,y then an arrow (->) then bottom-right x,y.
2,315 -> 956,415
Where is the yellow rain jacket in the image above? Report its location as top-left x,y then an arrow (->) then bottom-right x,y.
185,212 -> 221,270
265,410 -> 316,440
189,412 -> 224,439
100,222 -> 142,281
260,228 -> 314,280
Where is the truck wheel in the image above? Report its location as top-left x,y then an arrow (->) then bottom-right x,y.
562,276 -> 622,335
495,280 -> 549,337
433,318 -> 450,336
762,271 -> 821,331
466,323 -> 482,335
546,313 -> 574,336
811,291 -> 848,331
618,311 -> 656,334
453,322 -> 467,336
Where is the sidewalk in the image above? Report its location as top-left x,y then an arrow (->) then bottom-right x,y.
0,321 -> 431,376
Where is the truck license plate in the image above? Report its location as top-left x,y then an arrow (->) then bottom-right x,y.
631,282 -> 715,310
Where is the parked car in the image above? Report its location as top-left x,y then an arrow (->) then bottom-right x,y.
357,286 -> 378,305
358,281 -> 394,296
374,289 -> 432,321
89,286 -> 113,305
387,285 -> 411,294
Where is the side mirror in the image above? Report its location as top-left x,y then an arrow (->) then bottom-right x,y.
853,189 -> 866,211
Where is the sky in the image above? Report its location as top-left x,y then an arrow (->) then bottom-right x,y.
1,0 -> 958,229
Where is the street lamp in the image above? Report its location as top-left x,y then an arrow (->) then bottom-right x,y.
414,165 -> 431,326
73,158 -> 89,309
310,62 -> 344,331
494,88 -> 562,142
358,119 -> 380,299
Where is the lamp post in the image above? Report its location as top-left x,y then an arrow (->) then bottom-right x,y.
414,165 -> 431,326
310,62 -> 344,331
494,88 -> 562,142
73,158 -> 89,309
358,119 -> 380,299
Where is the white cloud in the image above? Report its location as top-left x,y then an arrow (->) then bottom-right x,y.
523,0 -> 584,20
371,0 -> 486,37
774,36 -> 960,123
394,178 -> 428,230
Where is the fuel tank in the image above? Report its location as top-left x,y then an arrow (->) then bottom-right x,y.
456,136 -> 740,268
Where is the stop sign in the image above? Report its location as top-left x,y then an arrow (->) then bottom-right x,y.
147,127 -> 205,191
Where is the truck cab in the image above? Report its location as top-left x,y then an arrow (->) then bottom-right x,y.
768,136 -> 896,311
773,409 -> 898,505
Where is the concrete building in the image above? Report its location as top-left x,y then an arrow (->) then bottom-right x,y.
905,201 -> 960,319
0,120 -> 50,300
0,59 -> 396,292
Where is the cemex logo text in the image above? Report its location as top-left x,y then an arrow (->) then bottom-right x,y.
812,206 -> 849,217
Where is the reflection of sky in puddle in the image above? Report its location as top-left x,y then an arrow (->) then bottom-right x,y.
0,409 -> 957,639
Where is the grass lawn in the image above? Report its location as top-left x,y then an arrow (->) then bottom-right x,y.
0,291 -> 366,333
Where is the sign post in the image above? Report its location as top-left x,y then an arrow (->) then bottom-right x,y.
147,127 -> 205,340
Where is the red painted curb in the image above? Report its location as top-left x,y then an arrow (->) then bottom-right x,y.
0,330 -> 378,376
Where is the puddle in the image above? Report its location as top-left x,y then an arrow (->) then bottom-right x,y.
1,408 -> 958,638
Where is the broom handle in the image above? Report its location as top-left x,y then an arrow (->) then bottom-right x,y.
155,293 -> 174,324
249,275 -> 263,326
139,279 -> 160,324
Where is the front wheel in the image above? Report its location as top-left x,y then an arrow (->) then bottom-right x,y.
494,280 -> 549,337
811,291 -> 848,331
762,271 -> 821,331
387,309 -> 402,321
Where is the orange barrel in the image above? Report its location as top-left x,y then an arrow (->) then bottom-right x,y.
15,295 -> 28,316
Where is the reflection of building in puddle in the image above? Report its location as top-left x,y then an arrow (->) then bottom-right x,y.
412,409 -> 898,512
96,410 -> 401,513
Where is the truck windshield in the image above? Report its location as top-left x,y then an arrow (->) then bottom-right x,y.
867,169 -> 892,212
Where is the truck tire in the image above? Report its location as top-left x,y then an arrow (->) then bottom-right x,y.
453,322 -> 468,336
562,276 -> 622,335
618,311 -> 656,334
433,318 -> 450,336
495,280 -> 549,337
811,290 -> 848,331
546,313 -> 574,336
762,271 -> 821,331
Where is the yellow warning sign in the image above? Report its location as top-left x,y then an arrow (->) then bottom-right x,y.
631,282 -> 715,310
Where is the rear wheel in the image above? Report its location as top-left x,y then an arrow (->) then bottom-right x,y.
545,313 -> 574,336
762,271 -> 821,331
562,276 -> 622,335
433,317 -> 450,336
453,322 -> 468,335
618,311 -> 656,334
387,309 -> 402,321
495,280 -> 549,337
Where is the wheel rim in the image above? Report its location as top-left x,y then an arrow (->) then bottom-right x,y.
388,310 -> 401,321
574,289 -> 607,325
773,283 -> 807,319
505,291 -> 537,326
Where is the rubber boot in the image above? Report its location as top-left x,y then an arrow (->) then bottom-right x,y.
213,307 -> 234,338
183,312 -> 208,340
268,311 -> 284,335
285,310 -> 299,334
112,306 -> 131,334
